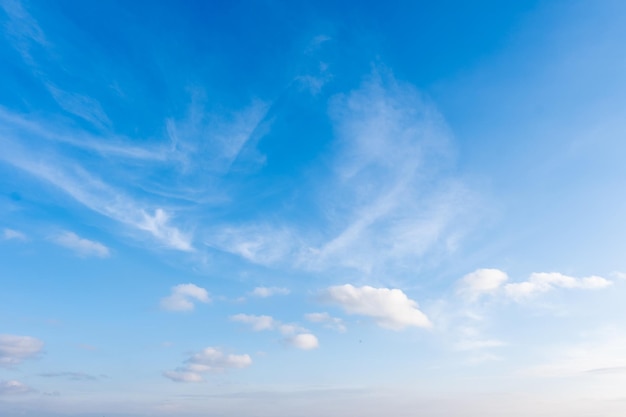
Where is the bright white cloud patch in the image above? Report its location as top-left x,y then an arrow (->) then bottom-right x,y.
52,231 -> 109,258
160,284 -> 210,311
164,347 -> 252,383
505,272 -> 612,300
305,312 -> 346,332
458,268 -> 508,301
322,284 -> 431,330
286,333 -> 319,350
2,228 -> 27,241
0,334 -> 44,367
251,286 -> 290,298
0,380 -> 33,395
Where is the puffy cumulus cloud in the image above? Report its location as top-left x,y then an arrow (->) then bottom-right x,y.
305,312 -> 347,333
0,334 -> 44,367
3,228 -> 27,241
505,272 -> 612,301
230,314 -> 277,331
457,268 -> 508,301
164,347 -> 252,383
321,284 -> 431,330
286,333 -> 319,350
160,283 -> 210,312
52,231 -> 110,258
251,286 -> 290,298
0,380 -> 34,395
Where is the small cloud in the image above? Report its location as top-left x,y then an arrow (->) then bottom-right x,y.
0,380 -> 34,395
52,231 -> 110,258
2,228 -> 27,241
160,284 -> 210,312
305,312 -> 346,332
139,209 -> 193,252
0,334 -> 44,367
286,333 -> 319,350
321,284 -> 432,330
39,372 -> 99,381
457,268 -> 508,301
230,314 -> 277,331
504,272 -> 612,301
610,271 -> 626,280
250,287 -> 290,298
164,347 -> 252,383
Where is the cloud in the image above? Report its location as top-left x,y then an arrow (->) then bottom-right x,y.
285,333 -> 319,350
457,268 -> 508,301
2,228 -> 27,241
0,380 -> 34,395
0,334 -> 44,367
160,284 -> 210,312
164,347 -> 252,383
46,84 -> 111,129
504,272 -> 612,300
251,287 -> 290,298
304,312 -> 346,332
230,314 -> 316,349
51,231 -> 110,258
230,314 -> 277,331
455,339 -> 507,351
321,284 -> 431,330
39,372 -> 100,381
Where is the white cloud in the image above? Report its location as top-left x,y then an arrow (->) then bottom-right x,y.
251,287 -> 290,298
0,334 -> 44,367
321,284 -> 432,330
286,333 -> 319,350
160,284 -> 210,312
305,312 -> 347,332
52,231 -> 110,258
2,228 -> 27,241
610,271 -> 626,280
0,380 -> 33,395
164,347 -> 252,383
457,268 -> 508,301
505,272 -> 612,300
230,314 -> 277,331
455,339 -> 507,351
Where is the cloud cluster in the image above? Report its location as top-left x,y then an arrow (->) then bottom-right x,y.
0,334 -> 44,367
164,347 -> 252,383
52,231 -> 110,258
230,314 -> 319,349
321,285 -> 431,330
160,284 -> 210,311
457,269 -> 613,301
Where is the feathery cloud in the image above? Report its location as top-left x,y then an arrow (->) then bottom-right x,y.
2,228 -> 27,241
51,231 -> 110,258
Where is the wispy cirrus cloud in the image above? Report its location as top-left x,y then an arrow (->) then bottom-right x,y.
51,231 -> 109,258
164,347 -> 252,383
2,228 -> 27,241
160,284 -> 210,312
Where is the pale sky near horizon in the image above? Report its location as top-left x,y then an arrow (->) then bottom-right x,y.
2,1 -> 626,416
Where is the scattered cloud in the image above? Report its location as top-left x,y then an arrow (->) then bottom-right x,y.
2,228 -> 27,241
51,231 -> 110,258
0,380 -> 34,396
457,268 -> 508,301
0,334 -> 44,367
285,333 -> 319,350
321,284 -> 432,330
251,287 -> 290,298
160,284 -> 210,312
230,314 -> 277,331
164,347 -> 252,383
504,272 -> 612,301
39,372 -> 100,381
304,312 -> 346,332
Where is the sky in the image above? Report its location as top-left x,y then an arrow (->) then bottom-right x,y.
1,0 -> 626,416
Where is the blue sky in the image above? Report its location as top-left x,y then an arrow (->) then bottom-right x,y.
2,1 -> 626,416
